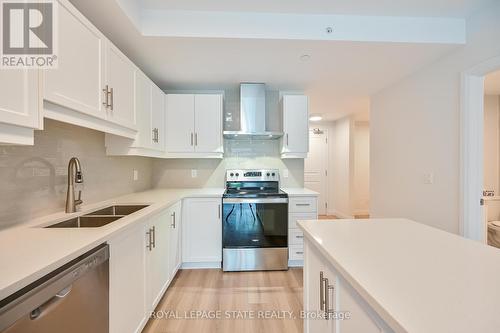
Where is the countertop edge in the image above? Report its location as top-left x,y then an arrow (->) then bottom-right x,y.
297,220 -> 408,333
0,188 -> 224,300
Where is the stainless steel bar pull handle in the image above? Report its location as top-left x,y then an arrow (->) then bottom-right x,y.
171,212 -> 176,228
319,271 -> 325,311
327,284 -> 335,317
109,87 -> 114,111
191,133 -> 194,146
218,204 -> 221,219
324,277 -> 329,320
286,133 -> 289,146
102,85 -> 109,108
146,229 -> 152,251
195,133 -> 198,146
152,226 -> 156,249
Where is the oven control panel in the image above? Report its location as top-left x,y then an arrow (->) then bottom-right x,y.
226,169 -> 279,182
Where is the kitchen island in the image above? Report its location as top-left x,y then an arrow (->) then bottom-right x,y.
298,218 -> 500,333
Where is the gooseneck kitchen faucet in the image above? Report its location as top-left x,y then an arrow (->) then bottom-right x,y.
65,157 -> 83,213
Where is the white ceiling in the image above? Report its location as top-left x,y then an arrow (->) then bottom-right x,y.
485,70 -> 500,95
69,0 -> 488,120
140,0 -> 490,17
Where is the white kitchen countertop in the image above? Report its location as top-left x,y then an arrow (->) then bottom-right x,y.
0,188 -> 224,301
281,187 -> 319,196
298,218 -> 500,333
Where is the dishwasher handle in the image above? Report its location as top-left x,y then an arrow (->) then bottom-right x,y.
29,285 -> 73,320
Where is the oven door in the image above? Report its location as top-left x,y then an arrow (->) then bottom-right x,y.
222,197 -> 288,248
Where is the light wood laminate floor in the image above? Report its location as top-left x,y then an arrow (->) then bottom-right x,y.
143,268 -> 303,333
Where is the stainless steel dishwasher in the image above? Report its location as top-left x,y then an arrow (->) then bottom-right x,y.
0,244 -> 109,333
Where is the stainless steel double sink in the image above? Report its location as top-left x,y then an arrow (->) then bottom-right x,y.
45,205 -> 149,228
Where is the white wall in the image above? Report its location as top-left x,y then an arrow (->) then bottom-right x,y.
331,117 -> 354,218
370,1 -> 500,233
483,95 -> 500,195
354,121 -> 370,214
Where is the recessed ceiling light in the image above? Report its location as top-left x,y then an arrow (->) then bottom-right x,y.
300,54 -> 311,62
309,115 -> 323,122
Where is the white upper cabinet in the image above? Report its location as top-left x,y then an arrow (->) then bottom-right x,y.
194,94 -> 223,153
44,0 -> 106,119
0,69 -> 41,145
151,85 -> 166,151
104,42 -> 136,130
134,71 -> 153,149
165,93 -> 223,157
166,94 -> 195,153
281,95 -> 309,158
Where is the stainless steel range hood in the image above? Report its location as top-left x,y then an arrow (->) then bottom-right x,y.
223,83 -> 283,139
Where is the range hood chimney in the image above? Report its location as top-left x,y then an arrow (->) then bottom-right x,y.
223,83 -> 283,139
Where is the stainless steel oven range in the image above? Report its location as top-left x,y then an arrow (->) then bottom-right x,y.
222,169 -> 288,271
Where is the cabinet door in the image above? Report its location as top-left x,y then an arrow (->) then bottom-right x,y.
151,85 -> 165,151
304,240 -> 333,333
146,210 -> 171,311
108,223 -> 146,333
194,94 -> 223,153
105,42 -> 136,129
0,70 -> 40,128
182,198 -> 222,263
169,201 -> 182,277
166,94 -> 195,153
44,1 -> 105,119
282,95 -> 309,154
134,71 -> 153,148
337,277 -> 386,333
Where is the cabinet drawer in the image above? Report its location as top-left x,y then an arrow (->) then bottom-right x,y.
289,213 -> 317,229
289,197 -> 317,213
289,229 -> 304,245
289,245 -> 304,260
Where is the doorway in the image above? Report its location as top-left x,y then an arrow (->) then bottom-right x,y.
304,128 -> 328,215
461,56 -> 500,242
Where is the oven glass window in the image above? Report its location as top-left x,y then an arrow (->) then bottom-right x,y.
223,202 -> 288,248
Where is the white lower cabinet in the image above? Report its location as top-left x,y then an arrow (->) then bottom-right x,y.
288,195 -> 318,266
108,222 -> 147,333
182,198 -> 222,266
168,201 -> 182,274
145,210 -> 171,311
108,201 -> 183,333
304,240 -> 393,333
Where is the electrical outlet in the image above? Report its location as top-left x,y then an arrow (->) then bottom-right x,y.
424,173 -> 434,184
191,169 -> 198,178
133,169 -> 139,181
283,169 -> 289,178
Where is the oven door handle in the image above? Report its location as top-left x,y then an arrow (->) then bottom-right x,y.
223,198 -> 288,204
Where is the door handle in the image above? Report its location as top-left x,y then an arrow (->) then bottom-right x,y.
171,212 -> 176,228
195,133 -> 198,146
191,133 -> 194,146
218,204 -> 221,219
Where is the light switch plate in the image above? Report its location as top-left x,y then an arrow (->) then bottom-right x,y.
191,169 -> 198,178
424,173 -> 434,184
133,169 -> 139,181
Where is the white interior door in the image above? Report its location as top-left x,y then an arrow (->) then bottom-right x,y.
305,129 -> 328,215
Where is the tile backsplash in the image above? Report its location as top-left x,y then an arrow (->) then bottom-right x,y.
153,139 -> 304,188
0,119 -> 153,229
